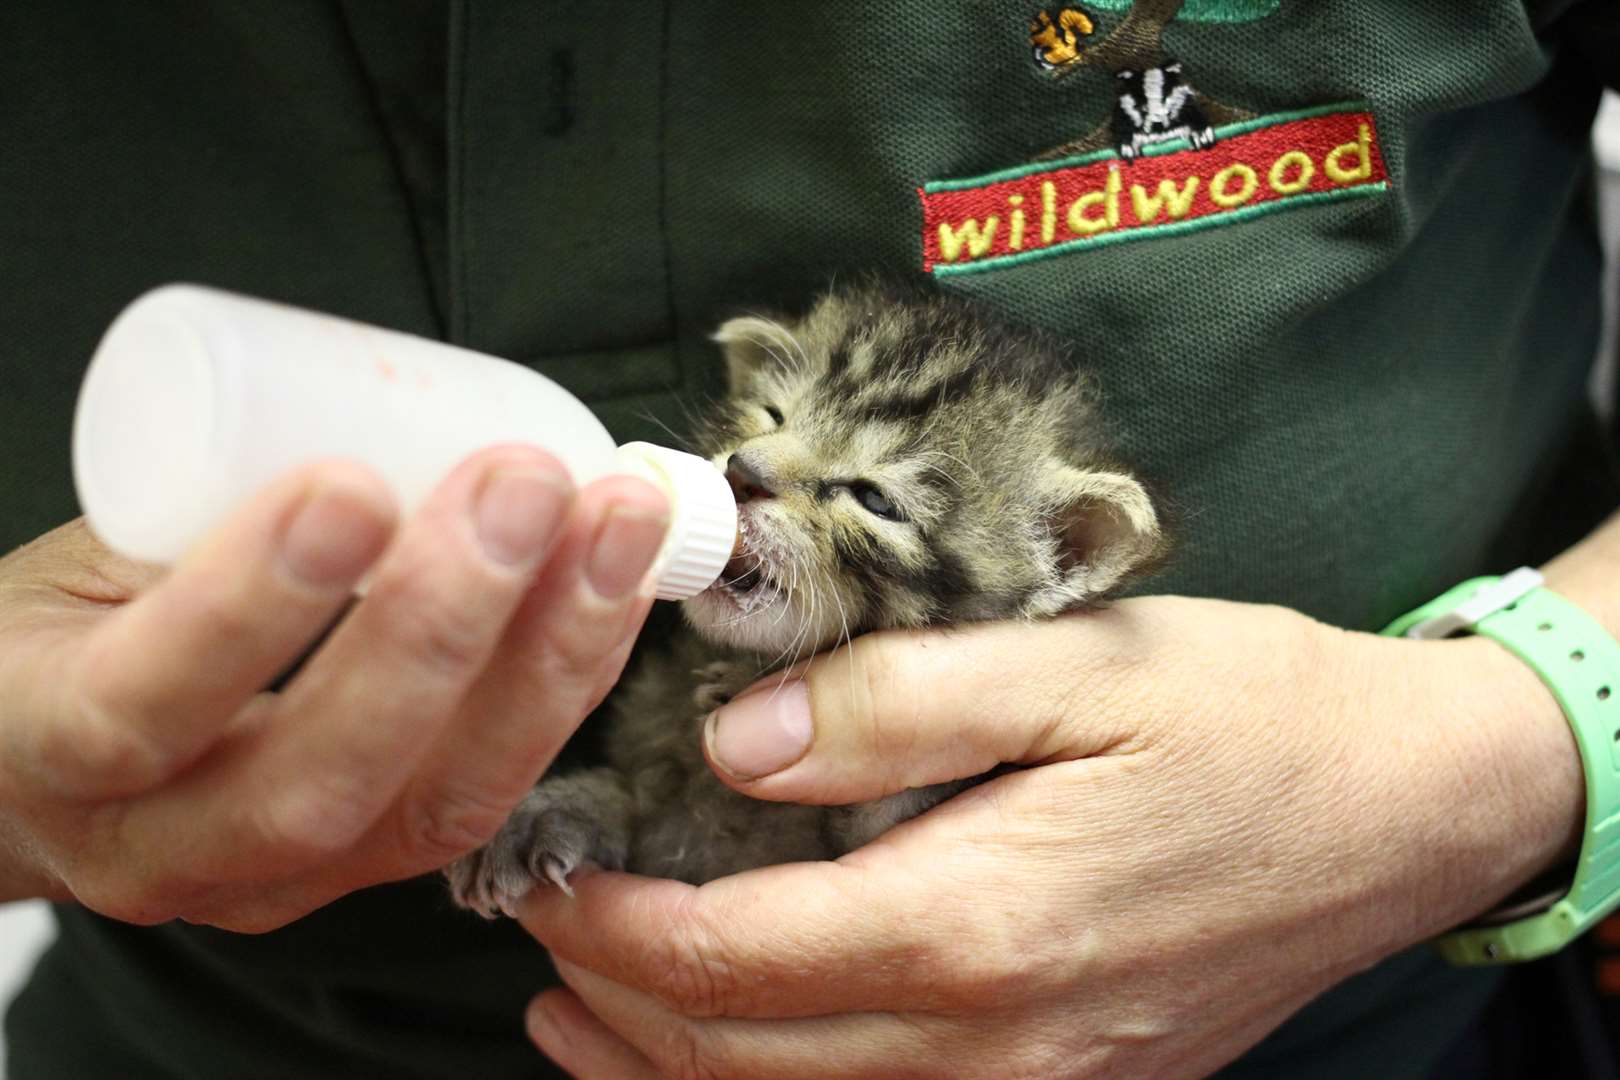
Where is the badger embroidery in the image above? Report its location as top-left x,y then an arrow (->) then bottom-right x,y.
1028,3 -> 1251,161
1112,60 -> 1216,159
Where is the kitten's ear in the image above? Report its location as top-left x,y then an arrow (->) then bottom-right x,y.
1034,466 -> 1164,611
710,316 -> 800,395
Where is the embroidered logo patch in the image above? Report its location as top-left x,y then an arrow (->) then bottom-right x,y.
920,104 -> 1388,275
917,2 -> 1388,275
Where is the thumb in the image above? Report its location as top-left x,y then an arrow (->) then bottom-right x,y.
701,615 -> 1140,804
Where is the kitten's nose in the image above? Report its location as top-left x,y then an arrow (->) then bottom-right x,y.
725,452 -> 776,503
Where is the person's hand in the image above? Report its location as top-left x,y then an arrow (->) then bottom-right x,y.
519,594 -> 1583,1079
0,445 -> 670,931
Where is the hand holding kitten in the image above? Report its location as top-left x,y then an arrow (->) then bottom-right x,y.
519,592 -> 1584,1079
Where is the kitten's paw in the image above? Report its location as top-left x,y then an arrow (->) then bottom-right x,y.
444,791 -> 622,917
693,659 -> 752,711
445,844 -> 533,919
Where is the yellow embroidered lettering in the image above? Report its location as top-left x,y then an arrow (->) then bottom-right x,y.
1130,176 -> 1200,223
921,107 -> 1389,274
1210,163 -> 1258,208
1267,150 -> 1314,195
1066,169 -> 1120,236
937,216 -> 1000,262
1067,194 -> 1104,235
1324,123 -> 1372,183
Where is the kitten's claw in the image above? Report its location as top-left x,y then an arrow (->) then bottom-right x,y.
443,847 -> 516,920
444,779 -> 623,917
542,856 -> 576,897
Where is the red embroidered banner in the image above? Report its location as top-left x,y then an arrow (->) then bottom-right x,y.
918,104 -> 1388,274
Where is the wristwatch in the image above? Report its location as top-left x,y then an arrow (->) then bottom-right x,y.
1381,567 -> 1620,965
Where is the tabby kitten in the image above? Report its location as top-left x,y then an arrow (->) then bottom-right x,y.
447,283 -> 1165,916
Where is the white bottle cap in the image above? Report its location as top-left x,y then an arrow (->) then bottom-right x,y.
614,442 -> 737,600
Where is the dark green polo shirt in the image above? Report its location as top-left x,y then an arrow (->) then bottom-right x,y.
2,2 -> 1617,1076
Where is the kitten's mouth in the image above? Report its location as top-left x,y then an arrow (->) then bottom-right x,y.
714,552 -> 781,613
726,558 -> 763,592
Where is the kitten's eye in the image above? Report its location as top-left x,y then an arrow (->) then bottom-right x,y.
763,404 -> 785,426
849,482 -> 903,521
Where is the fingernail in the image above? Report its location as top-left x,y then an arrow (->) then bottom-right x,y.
705,681 -> 813,780
474,466 -> 572,567
586,505 -> 669,599
281,481 -> 392,587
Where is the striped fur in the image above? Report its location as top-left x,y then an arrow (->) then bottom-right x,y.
447,284 -> 1167,908
682,282 -> 1165,658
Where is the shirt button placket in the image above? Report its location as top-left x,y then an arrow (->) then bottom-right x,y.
448,1 -> 680,405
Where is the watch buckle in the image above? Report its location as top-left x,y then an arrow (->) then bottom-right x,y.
1404,567 -> 1544,641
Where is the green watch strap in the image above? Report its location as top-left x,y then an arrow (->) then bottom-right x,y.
1381,568 -> 1620,965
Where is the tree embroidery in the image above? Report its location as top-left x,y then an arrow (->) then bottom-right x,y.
1030,0 -> 1278,160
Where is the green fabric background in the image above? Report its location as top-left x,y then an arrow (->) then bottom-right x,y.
1,1 -> 1617,1076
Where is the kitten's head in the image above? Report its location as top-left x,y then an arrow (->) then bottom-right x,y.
681,283 -> 1165,658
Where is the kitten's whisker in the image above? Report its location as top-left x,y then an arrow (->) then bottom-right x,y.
718,552 -> 767,591
772,580 -> 816,700
768,548 -> 801,629
629,407 -> 689,449
735,315 -> 808,377
759,615 -> 804,685
760,548 -> 816,684
673,392 -> 720,444
916,447 -> 980,485
753,556 -> 808,676
827,582 -> 859,721
787,332 -> 811,373
914,460 -> 962,491
762,340 -> 806,379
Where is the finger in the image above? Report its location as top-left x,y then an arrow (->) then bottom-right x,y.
551,959 -> 966,1080
121,444 -> 574,878
529,989 -> 660,1079
518,845 -> 1048,1021
13,462 -> 395,800
483,473 -> 667,712
395,475 -> 667,851
700,608 -> 1157,804
192,479 -> 666,924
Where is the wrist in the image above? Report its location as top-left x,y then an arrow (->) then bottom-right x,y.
1368,631 -> 1583,942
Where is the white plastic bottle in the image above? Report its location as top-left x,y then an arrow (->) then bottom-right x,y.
72,284 -> 737,600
